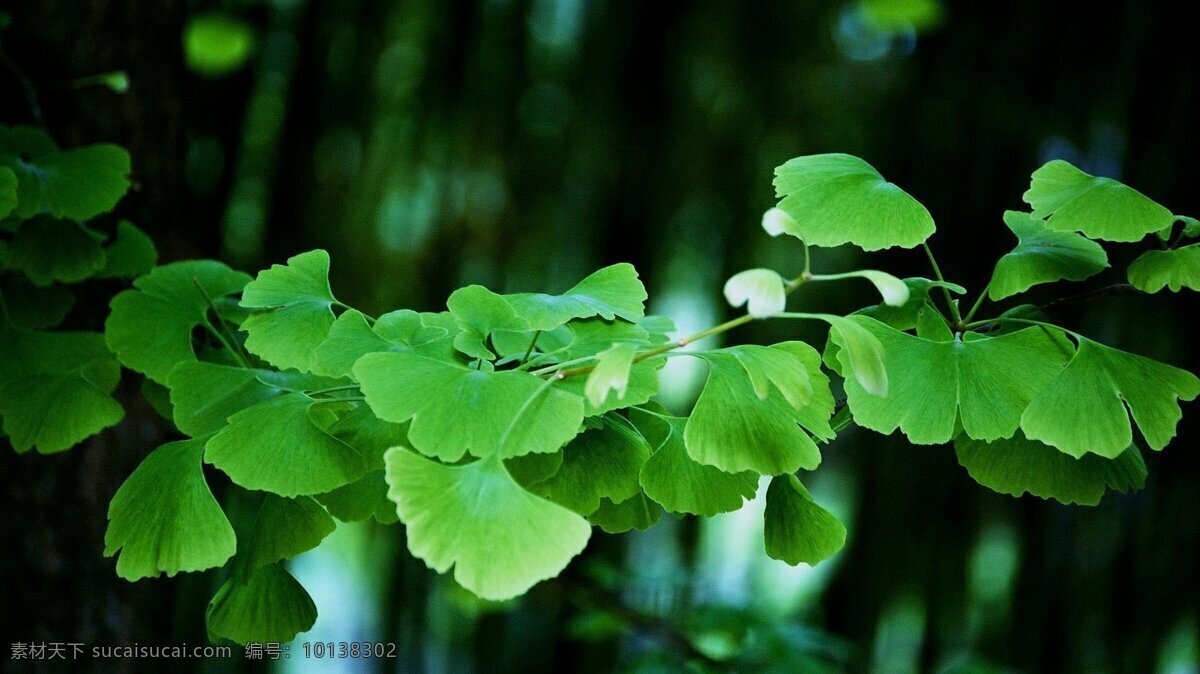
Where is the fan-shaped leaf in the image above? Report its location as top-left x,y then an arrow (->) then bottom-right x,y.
4,218 -> 105,286
506,263 -> 647,330
206,563 -> 316,644
533,417 -> 650,515
724,268 -> 787,317
1023,160 -> 1174,242
988,211 -> 1109,300
764,475 -> 846,566
1127,244 -> 1200,293
583,342 -> 637,408
97,220 -> 157,279
240,250 -> 338,372
447,285 -> 530,359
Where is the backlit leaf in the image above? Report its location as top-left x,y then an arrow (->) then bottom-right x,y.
772,153 -> 935,250
1127,243 -> 1200,293
104,438 -> 236,580
447,285 -> 530,359
240,495 -> 336,574
763,475 -> 846,566
988,211 -> 1108,300
584,342 -> 637,408
1023,160 -> 1174,242
506,263 -> 648,330
240,250 -> 338,372
385,449 -> 591,601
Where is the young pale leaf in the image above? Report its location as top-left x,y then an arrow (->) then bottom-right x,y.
761,207 -> 798,237
240,495 -> 336,574
533,418 -> 650,515
772,153 -> 935,250
96,220 -> 158,279
505,263 -> 648,331
764,475 -> 846,566
1023,160 -> 1174,242
205,392 -> 367,496
560,358 -> 662,416
589,493 -> 663,533
0,326 -> 123,453
835,316 -> 1071,444
684,342 -> 832,475
106,260 -> 252,384
1127,244 -> 1200,293
206,563 -> 316,645
987,211 -> 1108,300
356,350 -> 583,461
817,270 -> 911,307
815,314 -> 888,396
584,342 -> 637,408
955,432 -> 1146,506
1020,338 -> 1199,458
632,408 -> 758,516
384,449 -> 591,601
724,268 -> 787,317
240,250 -> 338,372
5,218 -> 106,286
447,285 -> 530,359
104,438 -> 236,580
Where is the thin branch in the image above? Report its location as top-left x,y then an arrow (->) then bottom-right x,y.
1038,283 -> 1137,312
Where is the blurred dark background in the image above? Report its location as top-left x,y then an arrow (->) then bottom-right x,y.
2,0 -> 1198,672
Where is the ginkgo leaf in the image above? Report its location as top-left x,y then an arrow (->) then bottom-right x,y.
955,432 -> 1146,506
326,404 -> 410,470
206,563 -> 317,645
812,314 -> 888,396
1020,338 -> 1199,458
0,166 -> 15,218
1023,160 -> 1174,242
316,470 -> 396,524
763,474 -> 846,566
0,326 -> 124,453
559,358 -> 662,416
239,495 -> 336,575
168,362 -> 289,437
632,407 -> 758,516
772,153 -> 935,250
106,260 -> 252,384
3,144 -> 131,221
724,268 -> 787,317
355,350 -> 583,461
0,275 -> 74,329
1127,244 -> 1200,293
684,342 -> 831,475
447,285 -> 530,359
240,250 -> 339,372
104,438 -> 236,580
987,211 -> 1108,300
584,342 -> 637,408
761,207 -> 798,237
4,218 -> 106,286
589,493 -> 663,533
313,309 -> 448,378
834,316 -> 1071,444
205,392 -> 367,496
532,418 -> 650,515
96,220 -> 157,279
384,448 -> 591,601
506,263 -> 648,331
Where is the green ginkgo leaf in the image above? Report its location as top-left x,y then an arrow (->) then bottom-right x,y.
763,474 -> 846,566
723,268 -> 787,317
584,342 -> 637,408
533,417 -> 650,515
316,470 -> 396,524
96,220 -> 158,279
104,438 -> 236,580
239,495 -> 336,575
1023,160 -> 1174,242
853,277 -> 965,331
684,342 -> 832,475
505,263 -> 648,331
447,285 -> 530,359
955,432 -> 1146,506
835,316 -> 1071,444
168,362 -> 290,437
987,211 -> 1109,300
326,404 -> 410,470
2,144 -> 131,221
206,563 -> 316,645
106,260 -> 252,384
240,250 -> 339,372
313,309 -> 448,378
1020,338 -> 1199,458
355,350 -> 583,461
205,392 -> 367,496
559,358 -> 662,417
1127,244 -> 1200,293
0,326 -> 124,453
815,314 -> 888,396
4,218 -> 106,286
0,166 -> 15,218
589,493 -> 663,533
0,276 -> 74,329
772,153 -> 935,250
384,448 -> 591,601
632,407 -> 758,516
